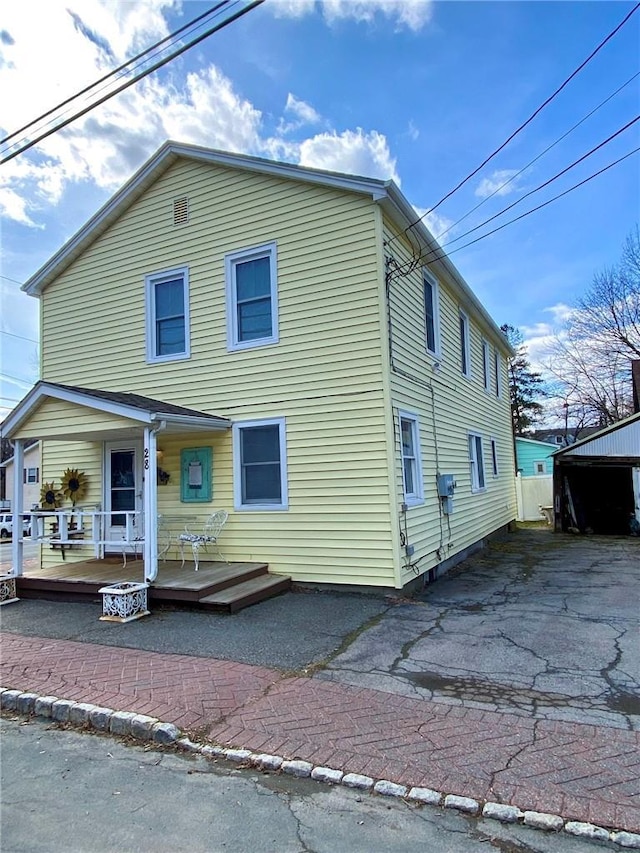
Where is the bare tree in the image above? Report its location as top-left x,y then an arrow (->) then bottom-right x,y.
541,228 -> 639,427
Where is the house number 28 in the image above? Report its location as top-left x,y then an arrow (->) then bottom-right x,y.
144,448 -> 150,470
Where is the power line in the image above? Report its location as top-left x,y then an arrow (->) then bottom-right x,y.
388,1 -> 640,248
434,69 -> 640,244
0,274 -> 24,286
395,113 -> 640,274
389,148 -> 639,274
0,0 -> 265,165
0,2 -> 230,148
0,372 -> 37,387
0,330 -> 39,345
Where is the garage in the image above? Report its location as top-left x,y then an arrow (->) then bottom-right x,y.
553,412 -> 640,535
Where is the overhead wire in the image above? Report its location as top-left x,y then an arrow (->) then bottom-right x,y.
387,1 -> 640,248
0,0 -> 265,165
0,1 -> 230,148
394,113 -> 640,275
433,69 -> 640,244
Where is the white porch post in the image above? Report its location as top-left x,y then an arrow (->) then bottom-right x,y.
143,426 -> 158,583
11,439 -> 24,577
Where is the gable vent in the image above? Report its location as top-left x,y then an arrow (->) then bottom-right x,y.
173,196 -> 189,225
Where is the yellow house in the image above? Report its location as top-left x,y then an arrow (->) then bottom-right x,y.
1,142 -> 516,604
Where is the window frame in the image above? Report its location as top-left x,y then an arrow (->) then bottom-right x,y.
482,339 -> 490,391
226,242 -> 279,352
459,310 -> 471,378
535,460 -> 547,475
423,270 -> 441,358
24,467 -> 39,484
494,349 -> 502,398
468,432 -> 486,493
232,417 -> 288,511
145,266 -> 191,364
399,411 -> 424,505
490,438 -> 499,477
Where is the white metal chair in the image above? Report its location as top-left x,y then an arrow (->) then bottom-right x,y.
178,510 -> 228,570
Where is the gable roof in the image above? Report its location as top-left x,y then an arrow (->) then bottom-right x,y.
21,141 -> 512,355
515,436 -> 557,449
553,411 -> 640,458
0,381 -> 230,439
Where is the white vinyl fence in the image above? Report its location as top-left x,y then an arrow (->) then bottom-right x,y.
515,473 -> 553,522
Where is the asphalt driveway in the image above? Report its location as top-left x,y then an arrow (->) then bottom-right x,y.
320,528 -> 640,731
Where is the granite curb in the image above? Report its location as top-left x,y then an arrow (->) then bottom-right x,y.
2,686 -> 639,849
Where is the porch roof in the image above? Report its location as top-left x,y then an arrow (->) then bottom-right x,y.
0,381 -> 231,441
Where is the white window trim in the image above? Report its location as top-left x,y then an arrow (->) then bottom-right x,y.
468,431 -> 486,493
482,339 -> 490,391
494,349 -> 502,398
145,266 -> 191,364
535,460 -> 547,475
423,270 -> 441,358
490,437 -> 499,477
232,416 -> 288,511
399,411 -> 424,505
460,310 -> 471,378
26,467 -> 38,484
226,241 -> 279,352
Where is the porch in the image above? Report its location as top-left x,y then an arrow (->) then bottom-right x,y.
14,555 -> 291,614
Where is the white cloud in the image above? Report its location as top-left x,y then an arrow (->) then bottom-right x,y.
272,0 -> 434,31
475,169 -> 523,199
298,129 -> 399,182
285,93 -> 321,126
410,206 -> 454,241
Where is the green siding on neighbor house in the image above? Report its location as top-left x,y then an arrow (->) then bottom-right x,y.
515,437 -> 556,477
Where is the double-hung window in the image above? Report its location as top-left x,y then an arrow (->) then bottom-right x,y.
24,467 -> 39,484
460,311 -> 471,378
399,412 -> 423,504
482,340 -> 490,390
490,438 -> 499,477
423,270 -> 440,357
494,349 -> 502,398
145,267 -> 190,362
233,418 -> 288,510
468,432 -> 486,492
226,242 -> 278,351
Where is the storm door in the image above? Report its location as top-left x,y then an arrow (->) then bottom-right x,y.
104,441 -> 143,549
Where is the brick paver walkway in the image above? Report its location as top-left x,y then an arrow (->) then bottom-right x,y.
2,632 -> 639,833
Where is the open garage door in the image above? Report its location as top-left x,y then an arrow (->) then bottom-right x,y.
558,463 -> 635,534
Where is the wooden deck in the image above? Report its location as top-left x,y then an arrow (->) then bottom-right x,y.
16,558 -> 291,613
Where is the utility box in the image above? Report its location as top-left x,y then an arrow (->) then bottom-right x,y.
437,474 -> 456,515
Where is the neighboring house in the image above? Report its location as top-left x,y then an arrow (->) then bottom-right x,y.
0,441 -> 41,512
1,142 -> 516,591
533,426 -> 600,448
514,437 -> 555,522
553,412 -> 640,535
515,437 -> 556,477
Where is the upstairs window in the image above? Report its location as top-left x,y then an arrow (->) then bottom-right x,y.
494,349 -> 502,397
460,311 -> 471,378
423,270 -> 440,357
399,412 -> 423,504
226,242 -> 278,351
468,432 -> 486,492
482,340 -> 490,390
145,267 -> 190,363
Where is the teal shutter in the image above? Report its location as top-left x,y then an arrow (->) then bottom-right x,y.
180,447 -> 212,503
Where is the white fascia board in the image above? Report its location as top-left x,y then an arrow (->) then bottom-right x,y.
380,185 -> 514,357
0,383 -> 154,438
23,140 -> 388,297
516,437 -> 558,448
160,413 -> 231,431
553,411 -> 640,456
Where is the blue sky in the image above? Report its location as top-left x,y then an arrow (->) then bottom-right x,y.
1,0 -> 639,420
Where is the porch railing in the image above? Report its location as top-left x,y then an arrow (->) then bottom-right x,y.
26,509 -> 144,555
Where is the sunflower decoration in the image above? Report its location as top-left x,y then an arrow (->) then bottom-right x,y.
41,482 -> 63,510
60,468 -> 88,506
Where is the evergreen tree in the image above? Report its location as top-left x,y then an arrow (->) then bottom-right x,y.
501,324 -> 545,435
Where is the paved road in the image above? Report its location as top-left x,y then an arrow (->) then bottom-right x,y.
321,530 -> 640,730
1,717 -> 609,853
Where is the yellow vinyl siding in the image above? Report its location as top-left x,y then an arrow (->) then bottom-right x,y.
14,398 -> 139,439
37,160 -> 395,586
382,218 -> 516,586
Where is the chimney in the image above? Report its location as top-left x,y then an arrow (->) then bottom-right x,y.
632,359 -> 640,413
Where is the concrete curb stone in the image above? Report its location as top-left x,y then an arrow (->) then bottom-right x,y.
1,685 -> 637,847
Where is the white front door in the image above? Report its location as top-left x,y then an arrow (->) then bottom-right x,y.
104,441 -> 143,548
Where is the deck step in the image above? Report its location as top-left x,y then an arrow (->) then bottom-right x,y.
197,574 -> 291,613
149,562 -> 269,602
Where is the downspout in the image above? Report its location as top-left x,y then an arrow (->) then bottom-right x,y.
143,420 -> 166,583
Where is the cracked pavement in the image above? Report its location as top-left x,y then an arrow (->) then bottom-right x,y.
320,529 -> 640,731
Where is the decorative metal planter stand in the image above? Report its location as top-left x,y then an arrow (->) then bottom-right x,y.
99,581 -> 150,623
0,574 -> 18,606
